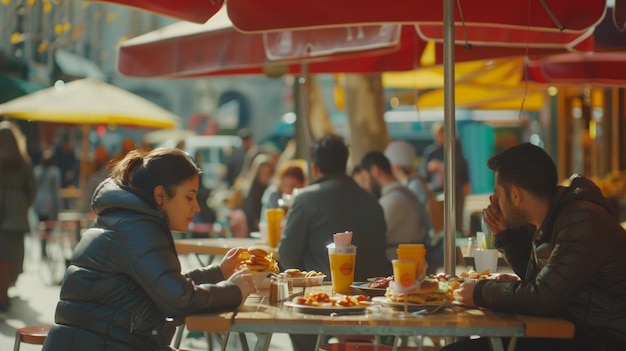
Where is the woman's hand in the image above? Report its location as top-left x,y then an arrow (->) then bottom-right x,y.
219,247 -> 245,279
228,269 -> 256,304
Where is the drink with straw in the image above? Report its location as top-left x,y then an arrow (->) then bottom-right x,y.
327,244 -> 356,294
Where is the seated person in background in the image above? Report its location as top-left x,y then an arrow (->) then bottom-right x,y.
189,151 -> 217,238
451,143 -> 626,351
361,151 -> 429,264
260,160 -> 307,224
351,164 -> 372,194
384,140 -> 443,273
421,122 -> 470,235
279,135 -> 388,351
241,154 -> 275,234
42,148 -> 256,351
279,136 -> 388,280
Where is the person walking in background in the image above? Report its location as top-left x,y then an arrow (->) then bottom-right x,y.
451,143 -> 626,351
421,122 -> 470,235
0,121 -> 37,311
42,148 -> 256,351
33,148 -> 63,258
279,135 -> 388,351
361,151 -> 429,263
53,134 -> 78,189
225,128 -> 257,187
384,140 -> 443,273
241,154 -> 275,234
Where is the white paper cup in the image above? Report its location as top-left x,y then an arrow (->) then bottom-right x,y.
474,249 -> 498,274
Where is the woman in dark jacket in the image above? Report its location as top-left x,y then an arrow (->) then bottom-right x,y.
43,148 -> 256,351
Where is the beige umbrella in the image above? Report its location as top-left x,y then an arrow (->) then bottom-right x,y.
0,78 -> 179,207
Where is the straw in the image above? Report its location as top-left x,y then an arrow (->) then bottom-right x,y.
333,231 -> 352,246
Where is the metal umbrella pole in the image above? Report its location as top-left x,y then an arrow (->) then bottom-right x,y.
443,0 -> 457,275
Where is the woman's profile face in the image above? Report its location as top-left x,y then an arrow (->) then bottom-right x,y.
161,175 -> 200,232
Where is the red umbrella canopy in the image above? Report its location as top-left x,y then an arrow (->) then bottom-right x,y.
117,10 -> 429,78
527,52 -> 626,86
117,8 -> 592,79
227,0 -> 606,33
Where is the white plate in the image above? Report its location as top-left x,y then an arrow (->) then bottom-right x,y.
371,296 -> 444,312
350,282 -> 386,297
283,301 -> 368,315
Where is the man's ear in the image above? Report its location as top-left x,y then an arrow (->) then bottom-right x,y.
153,185 -> 167,206
510,185 -> 523,206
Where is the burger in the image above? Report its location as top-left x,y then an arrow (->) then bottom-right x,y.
385,278 -> 453,304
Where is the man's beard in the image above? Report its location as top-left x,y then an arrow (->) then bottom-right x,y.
503,196 -> 530,229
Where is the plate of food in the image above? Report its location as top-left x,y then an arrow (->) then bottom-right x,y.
350,282 -> 387,297
371,296 -> 444,312
371,278 -> 454,311
284,292 -> 370,315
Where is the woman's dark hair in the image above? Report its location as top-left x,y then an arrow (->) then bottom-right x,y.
487,142 -> 558,198
310,135 -> 348,175
110,148 -> 201,208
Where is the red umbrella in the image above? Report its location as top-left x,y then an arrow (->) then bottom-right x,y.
227,0 -> 606,33
525,7 -> 626,86
527,52 -> 626,86
117,8 -> 593,79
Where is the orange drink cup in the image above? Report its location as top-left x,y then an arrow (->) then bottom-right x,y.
327,244 -> 356,294
392,259 -> 418,289
266,208 -> 284,248
397,244 -> 426,278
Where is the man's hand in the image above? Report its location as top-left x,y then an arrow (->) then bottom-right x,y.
455,281 -> 478,308
483,194 -> 507,235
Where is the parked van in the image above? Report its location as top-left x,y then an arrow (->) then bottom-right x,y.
184,135 -> 242,189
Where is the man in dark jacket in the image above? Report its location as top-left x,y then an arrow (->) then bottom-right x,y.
452,143 -> 626,351
279,135 -> 388,351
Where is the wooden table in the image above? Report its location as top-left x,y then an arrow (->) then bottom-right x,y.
175,238 -> 277,265
184,285 -> 575,351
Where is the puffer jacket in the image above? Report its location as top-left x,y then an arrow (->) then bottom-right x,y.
474,174 -> 626,348
42,179 -> 242,351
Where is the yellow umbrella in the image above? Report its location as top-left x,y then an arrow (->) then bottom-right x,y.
0,79 -> 179,205
383,57 -> 547,111
416,85 -> 545,111
0,79 -> 178,128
